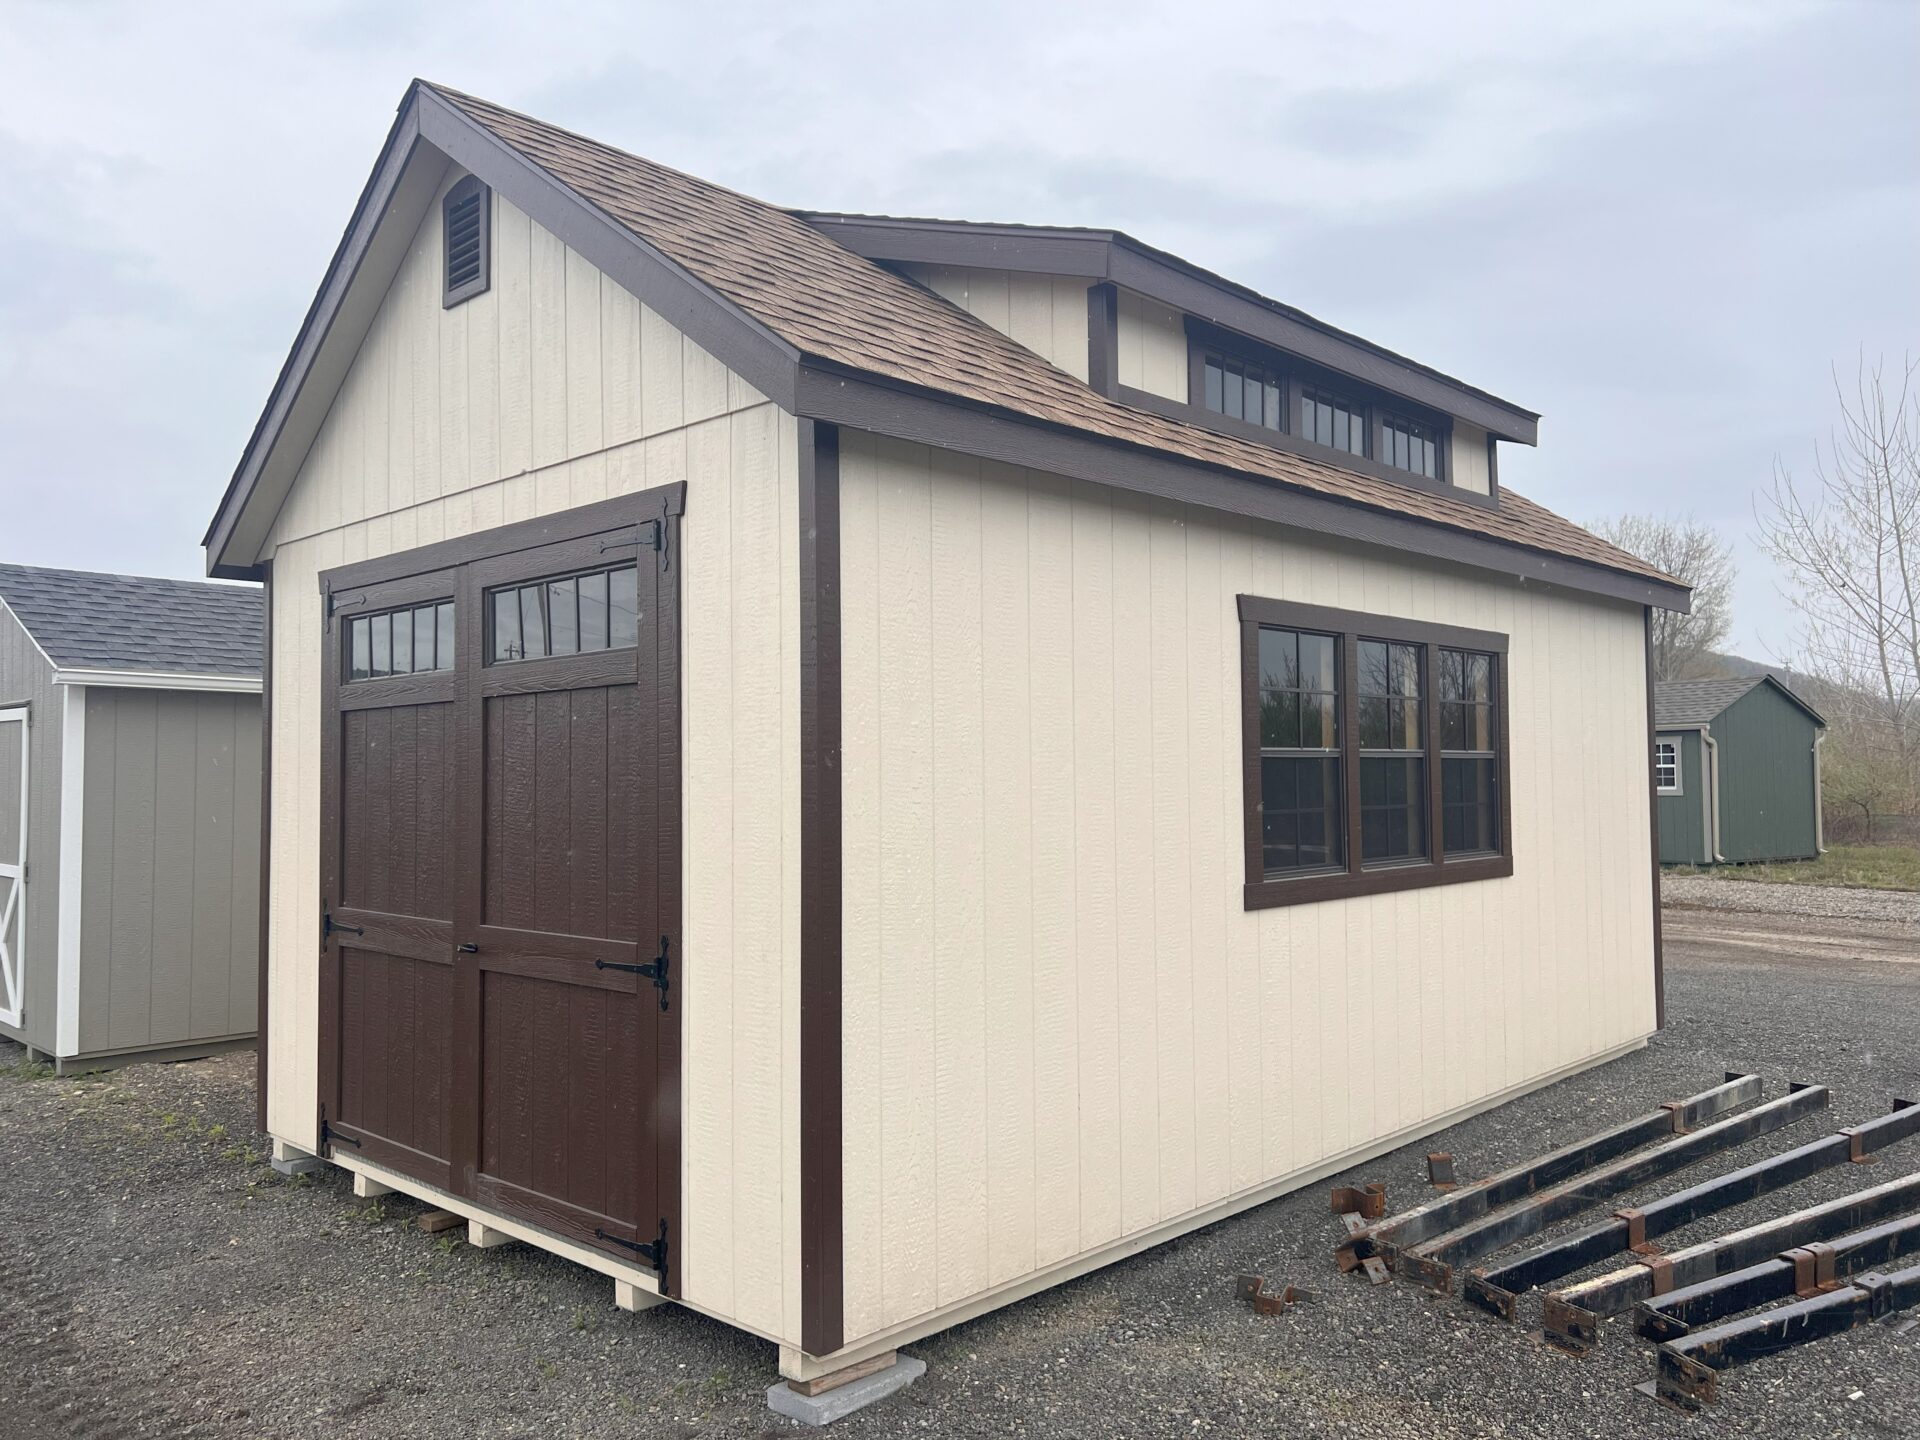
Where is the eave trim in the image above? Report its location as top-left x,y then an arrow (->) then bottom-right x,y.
794,363 -> 1688,613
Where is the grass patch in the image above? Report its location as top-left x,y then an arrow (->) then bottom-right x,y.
1669,844 -> 1920,891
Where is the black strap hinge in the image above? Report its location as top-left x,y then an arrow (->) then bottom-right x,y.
322,908 -> 363,944
319,1105 -> 361,1152
596,1219 -> 669,1282
594,936 -> 669,1011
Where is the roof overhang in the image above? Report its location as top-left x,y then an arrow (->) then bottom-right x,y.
208,84 -> 1681,616
799,214 -> 1541,445
51,667 -> 262,694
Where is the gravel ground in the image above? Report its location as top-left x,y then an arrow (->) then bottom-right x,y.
2,894 -> 1916,1439
1660,871 -> 1918,933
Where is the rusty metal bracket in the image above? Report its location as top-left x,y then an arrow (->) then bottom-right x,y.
1330,1182 -> 1386,1220
1785,1243 -> 1839,1298
1426,1152 -> 1458,1189
1359,1257 -> 1390,1286
1645,1253 -> 1676,1297
1236,1275 -> 1318,1316
1615,1207 -> 1648,1252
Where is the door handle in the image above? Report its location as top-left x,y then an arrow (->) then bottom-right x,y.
457,942 -> 479,954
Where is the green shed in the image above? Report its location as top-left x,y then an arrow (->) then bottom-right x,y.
1654,676 -> 1827,866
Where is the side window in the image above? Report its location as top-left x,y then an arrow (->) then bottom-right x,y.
1240,598 -> 1509,907
1654,739 -> 1681,794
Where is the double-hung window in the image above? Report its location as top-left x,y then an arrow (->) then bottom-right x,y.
1239,597 -> 1511,908
1654,739 -> 1681,795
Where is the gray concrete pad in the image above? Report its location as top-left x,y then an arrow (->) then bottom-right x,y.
766,1356 -> 925,1426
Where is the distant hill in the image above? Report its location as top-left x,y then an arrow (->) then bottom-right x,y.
1710,652 -> 1794,682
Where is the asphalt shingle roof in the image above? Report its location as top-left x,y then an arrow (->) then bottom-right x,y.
1654,677 -> 1768,727
428,84 -> 1680,593
0,564 -> 262,678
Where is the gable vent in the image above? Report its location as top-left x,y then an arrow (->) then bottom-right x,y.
443,175 -> 491,307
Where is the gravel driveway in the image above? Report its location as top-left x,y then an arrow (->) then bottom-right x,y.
2,887 -> 1916,1439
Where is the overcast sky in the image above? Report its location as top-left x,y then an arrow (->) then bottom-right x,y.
2,0 -> 1914,660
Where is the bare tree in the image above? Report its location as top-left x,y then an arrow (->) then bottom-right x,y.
1589,514 -> 1737,681
1756,355 -> 1920,815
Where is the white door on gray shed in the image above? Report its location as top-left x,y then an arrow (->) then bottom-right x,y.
0,706 -> 26,1027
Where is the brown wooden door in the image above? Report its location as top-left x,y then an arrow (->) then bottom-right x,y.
318,491 -> 682,1291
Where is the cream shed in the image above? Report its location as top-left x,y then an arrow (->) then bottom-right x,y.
204,81 -> 1690,1396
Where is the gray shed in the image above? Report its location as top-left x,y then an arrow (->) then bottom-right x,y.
0,564 -> 263,1072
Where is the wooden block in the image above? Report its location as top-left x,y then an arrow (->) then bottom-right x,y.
788,1351 -> 899,1398
467,1220 -> 515,1249
417,1208 -> 464,1234
615,1279 -> 667,1313
352,1173 -> 395,1199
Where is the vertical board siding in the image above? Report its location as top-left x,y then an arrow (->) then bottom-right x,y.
260,164 -> 799,1343
896,265 -> 1093,383
838,430 -> 1658,1344
0,603 -> 62,1053
1116,290 -> 1189,402
74,689 -> 260,1058
1713,689 -> 1822,862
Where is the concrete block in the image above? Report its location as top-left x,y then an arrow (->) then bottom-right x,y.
467,1219 -> 516,1249
615,1279 -> 667,1313
269,1139 -> 325,1178
352,1173 -> 395,1199
766,1356 -> 925,1426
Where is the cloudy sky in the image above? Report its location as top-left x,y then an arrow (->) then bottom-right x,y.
2,0 -> 1914,660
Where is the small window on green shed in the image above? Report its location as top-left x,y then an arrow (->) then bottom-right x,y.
1654,739 -> 1681,794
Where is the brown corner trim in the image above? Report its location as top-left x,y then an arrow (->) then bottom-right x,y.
255,561 -> 273,1134
1645,607 -> 1666,1030
1086,282 -> 1120,400
795,365 -> 1689,613
798,419 -> 845,1357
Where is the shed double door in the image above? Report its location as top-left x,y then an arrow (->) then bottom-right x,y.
317,492 -> 682,1290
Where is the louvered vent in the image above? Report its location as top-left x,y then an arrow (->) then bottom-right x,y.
442,176 -> 490,306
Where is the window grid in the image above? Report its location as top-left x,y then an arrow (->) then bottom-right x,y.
346,602 -> 456,681
1382,413 -> 1439,479
1256,627 -> 1344,874
488,563 -> 639,664
1300,386 -> 1367,457
1358,638 -> 1427,865
1439,647 -> 1500,856
1202,352 -> 1285,432
1655,739 -> 1681,794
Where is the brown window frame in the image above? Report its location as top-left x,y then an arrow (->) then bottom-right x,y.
1115,318 -> 1485,507
1239,595 -> 1512,909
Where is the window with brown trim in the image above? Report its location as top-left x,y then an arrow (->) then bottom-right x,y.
1301,385 -> 1367,458
1202,351 -> 1284,432
1239,596 -> 1512,908
1382,412 -> 1440,479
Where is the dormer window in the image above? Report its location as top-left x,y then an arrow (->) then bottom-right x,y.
1202,352 -> 1284,431
443,175 -> 491,307
1382,412 -> 1440,480
1301,386 -> 1367,458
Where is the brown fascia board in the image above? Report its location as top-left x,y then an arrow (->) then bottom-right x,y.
799,213 -> 1539,445
794,362 -> 1689,614
203,80 -> 801,579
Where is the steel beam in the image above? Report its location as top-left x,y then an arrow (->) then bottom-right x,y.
1654,1257 -> 1920,1408
1541,1167 -> 1920,1353
1465,1098 -> 1919,1320
1335,1073 -> 1759,1271
1401,1083 -> 1829,1294
1637,1207 -> 1920,1340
